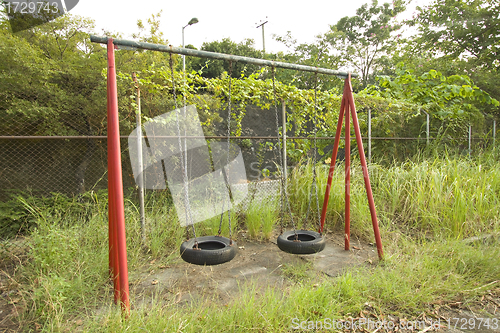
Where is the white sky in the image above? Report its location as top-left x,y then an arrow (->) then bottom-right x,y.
71,0 -> 432,53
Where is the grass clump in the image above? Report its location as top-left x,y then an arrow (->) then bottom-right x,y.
245,197 -> 279,240
280,260 -> 314,283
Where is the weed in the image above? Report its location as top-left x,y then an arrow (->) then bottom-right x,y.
245,197 -> 279,240
280,260 -> 314,283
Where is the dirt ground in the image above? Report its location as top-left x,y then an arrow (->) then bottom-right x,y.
129,232 -> 378,309
126,231 -> 500,333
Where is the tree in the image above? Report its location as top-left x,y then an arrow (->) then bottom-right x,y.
409,0 -> 500,111
273,31 -> 343,91
323,0 -> 406,88
411,0 -> 500,71
188,38 -> 263,78
0,14 -> 106,136
0,13 -> 110,192
366,64 -> 499,144
371,65 -> 499,115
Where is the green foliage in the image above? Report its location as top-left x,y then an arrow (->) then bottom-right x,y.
2,7 -> 497,166
0,193 -> 40,237
0,14 -> 107,136
122,63 -> 495,162
369,154 -> 500,238
323,0 -> 406,87
26,212 -> 109,329
403,0 -> 500,111
196,212 -> 239,239
132,11 -> 168,45
3,154 -> 500,331
188,38 -> 263,78
272,32 -> 343,91
287,153 -> 500,240
362,65 -> 498,160
370,64 -> 499,116
0,190 -> 105,238
410,0 -> 500,71
280,261 -> 314,283
86,238 -> 500,332
31,224 -> 80,274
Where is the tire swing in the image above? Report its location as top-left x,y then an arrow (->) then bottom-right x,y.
273,69 -> 326,255
169,56 -> 237,265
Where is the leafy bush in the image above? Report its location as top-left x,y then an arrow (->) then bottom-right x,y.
0,190 -> 107,238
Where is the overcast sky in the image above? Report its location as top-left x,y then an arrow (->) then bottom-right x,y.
70,0 -> 433,53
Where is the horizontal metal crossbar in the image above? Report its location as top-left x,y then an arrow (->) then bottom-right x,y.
89,35 -> 357,79
1,135 -> 480,141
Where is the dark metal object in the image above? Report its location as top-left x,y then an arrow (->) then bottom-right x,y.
0,135 -> 446,140
90,35 -> 357,79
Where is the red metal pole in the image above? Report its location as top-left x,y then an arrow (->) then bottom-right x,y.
107,38 -> 131,314
344,86 -> 351,251
112,205 -> 121,304
107,77 -> 120,304
345,76 -> 384,260
319,87 -> 347,233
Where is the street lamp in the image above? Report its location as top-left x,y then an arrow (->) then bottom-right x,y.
182,17 -> 199,72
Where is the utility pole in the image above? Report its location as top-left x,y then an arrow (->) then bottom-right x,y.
256,18 -> 268,53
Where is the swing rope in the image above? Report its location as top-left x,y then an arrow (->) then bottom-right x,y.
271,66 -> 297,239
169,53 -> 198,246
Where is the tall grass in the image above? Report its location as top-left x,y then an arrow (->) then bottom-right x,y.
196,211 -> 239,239
288,154 -> 500,239
370,156 -> 500,238
5,153 -> 500,331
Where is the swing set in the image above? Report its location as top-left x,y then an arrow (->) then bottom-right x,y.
90,35 -> 384,315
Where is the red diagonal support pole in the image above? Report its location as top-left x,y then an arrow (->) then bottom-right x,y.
345,76 -> 384,260
107,38 -> 131,314
319,75 -> 384,260
319,80 -> 348,233
344,87 -> 351,251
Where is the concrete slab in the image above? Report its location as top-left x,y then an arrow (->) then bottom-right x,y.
300,241 -> 378,277
130,233 -> 379,307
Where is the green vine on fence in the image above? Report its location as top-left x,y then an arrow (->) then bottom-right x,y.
115,63 -> 498,161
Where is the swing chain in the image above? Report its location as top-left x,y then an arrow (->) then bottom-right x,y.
272,66 -> 284,234
272,66 -> 297,238
218,61 -> 234,244
302,72 -> 321,234
217,198 -> 225,237
169,53 -> 178,109
313,72 -> 321,234
227,61 -> 233,244
169,53 -> 198,243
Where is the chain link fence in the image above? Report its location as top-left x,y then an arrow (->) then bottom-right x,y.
0,103 -> 497,266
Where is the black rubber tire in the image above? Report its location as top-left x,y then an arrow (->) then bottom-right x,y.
277,230 -> 326,254
180,236 -> 237,265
